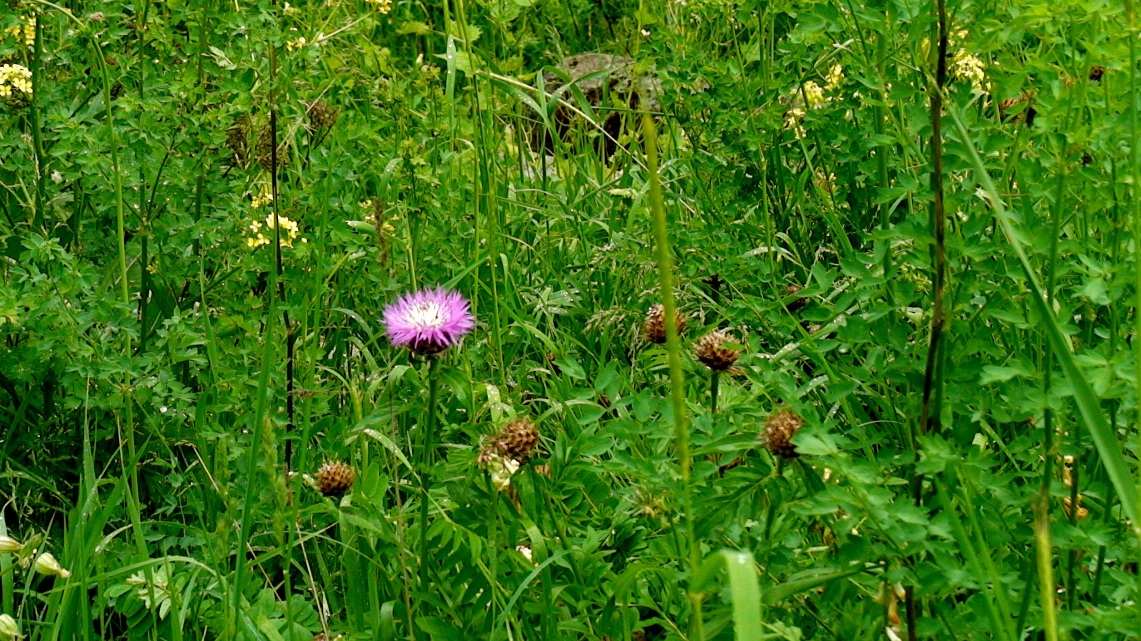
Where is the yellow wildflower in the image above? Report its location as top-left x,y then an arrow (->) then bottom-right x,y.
802,80 -> 825,108
365,0 -> 393,14
5,15 -> 34,49
950,50 -> 987,93
251,190 -> 273,209
824,64 -> 843,91
0,64 -> 33,107
247,213 -> 304,249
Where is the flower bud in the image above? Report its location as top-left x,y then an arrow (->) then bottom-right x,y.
33,552 -> 71,579
0,614 -> 20,641
0,536 -> 21,554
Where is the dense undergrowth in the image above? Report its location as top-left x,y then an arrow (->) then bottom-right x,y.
1,0 -> 1140,639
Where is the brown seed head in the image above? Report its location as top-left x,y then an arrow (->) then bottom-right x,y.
644,304 -> 687,344
314,461 -> 356,498
306,99 -> 338,131
761,410 -> 805,459
785,283 -> 807,312
256,123 -> 291,172
694,329 -> 741,371
498,418 -> 541,463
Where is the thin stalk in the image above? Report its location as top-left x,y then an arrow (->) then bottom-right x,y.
1127,0 -> 1141,539
709,370 -> 721,415
418,356 -> 441,603
30,13 -> 45,228
1034,496 -> 1059,641
919,0 -> 949,440
642,110 -> 702,640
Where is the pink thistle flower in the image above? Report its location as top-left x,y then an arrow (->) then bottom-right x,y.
383,287 -> 475,355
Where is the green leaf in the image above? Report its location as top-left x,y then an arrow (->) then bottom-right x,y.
396,21 -> 432,36
694,550 -> 764,641
948,104 -> 1140,529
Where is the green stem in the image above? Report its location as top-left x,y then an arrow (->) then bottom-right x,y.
642,110 -> 702,640
418,356 -> 441,606
709,370 -> 721,415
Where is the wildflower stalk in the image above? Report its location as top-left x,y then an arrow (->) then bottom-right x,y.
30,13 -> 45,228
1034,496 -> 1059,641
709,370 -> 720,415
418,356 -> 441,601
642,110 -> 702,640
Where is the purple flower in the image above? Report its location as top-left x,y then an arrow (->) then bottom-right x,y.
383,287 -> 475,354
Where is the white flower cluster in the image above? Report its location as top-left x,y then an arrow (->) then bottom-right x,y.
0,64 -> 32,107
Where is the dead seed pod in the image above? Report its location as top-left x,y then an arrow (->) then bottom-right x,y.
761,409 -> 805,459
643,303 -> 687,344
305,98 -> 338,131
313,461 -> 356,498
693,329 -> 741,371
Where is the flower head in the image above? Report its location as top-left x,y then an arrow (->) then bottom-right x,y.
761,409 -> 805,459
313,461 -> 356,498
383,287 -> 474,355
0,64 -> 33,108
644,303 -> 687,344
694,329 -> 741,371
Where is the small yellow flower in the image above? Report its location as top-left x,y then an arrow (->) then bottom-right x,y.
951,51 -> 987,93
286,36 -> 308,51
802,81 -> 825,109
824,64 -> 843,91
251,190 -> 273,209
247,213 -> 304,249
0,64 -> 33,107
365,0 -> 393,14
5,15 -> 34,49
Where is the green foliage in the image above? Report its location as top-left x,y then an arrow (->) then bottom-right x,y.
0,0 -> 1139,639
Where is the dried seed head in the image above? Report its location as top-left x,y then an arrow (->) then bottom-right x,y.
694,329 -> 741,371
784,283 -> 807,312
761,409 -> 805,459
256,123 -> 291,172
306,99 -> 338,131
314,461 -> 356,498
226,115 -> 251,165
644,304 -> 687,344
498,418 -> 541,463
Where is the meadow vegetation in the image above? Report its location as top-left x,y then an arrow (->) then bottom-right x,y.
1,0 -> 1140,639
